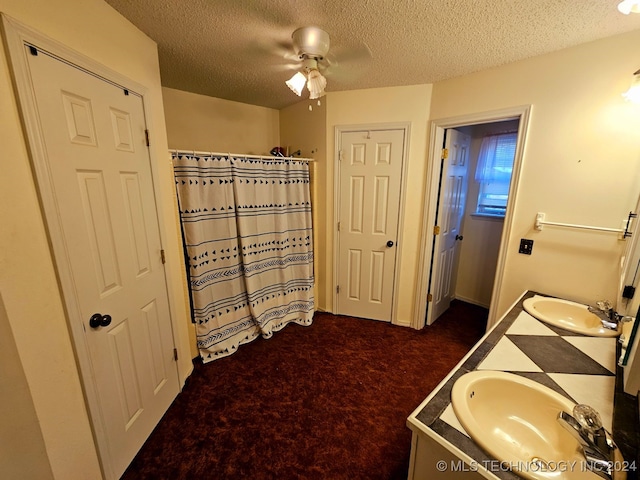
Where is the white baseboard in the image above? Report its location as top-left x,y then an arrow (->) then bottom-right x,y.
453,294 -> 490,309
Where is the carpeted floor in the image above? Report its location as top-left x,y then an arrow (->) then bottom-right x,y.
121,300 -> 487,480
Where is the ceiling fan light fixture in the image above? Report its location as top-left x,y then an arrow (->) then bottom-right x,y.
292,26 -> 330,58
307,69 -> 327,99
618,0 -> 640,14
285,71 -> 307,96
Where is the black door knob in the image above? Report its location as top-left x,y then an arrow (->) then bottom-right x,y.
89,313 -> 112,329
386,240 -> 394,248
455,235 -> 464,241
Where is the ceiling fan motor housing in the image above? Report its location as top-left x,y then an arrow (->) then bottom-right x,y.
292,26 -> 330,59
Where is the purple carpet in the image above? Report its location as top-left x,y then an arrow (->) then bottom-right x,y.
122,300 -> 487,479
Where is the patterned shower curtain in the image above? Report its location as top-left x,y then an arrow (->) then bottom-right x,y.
172,153 -> 314,362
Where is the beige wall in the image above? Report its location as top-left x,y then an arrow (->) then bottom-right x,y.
430,30 -> 640,324
325,85 -> 433,323
0,1 -> 192,478
280,99 -> 327,307
163,86 -> 279,154
0,293 -> 54,480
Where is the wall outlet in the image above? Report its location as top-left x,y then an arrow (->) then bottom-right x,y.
519,239 -> 534,255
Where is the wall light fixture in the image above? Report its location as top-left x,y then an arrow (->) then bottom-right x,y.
623,70 -> 640,104
618,0 -> 640,14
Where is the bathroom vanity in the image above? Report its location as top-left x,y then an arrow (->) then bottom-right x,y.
406,290 -> 639,480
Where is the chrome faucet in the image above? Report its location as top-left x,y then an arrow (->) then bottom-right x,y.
588,300 -> 633,331
557,404 -> 618,480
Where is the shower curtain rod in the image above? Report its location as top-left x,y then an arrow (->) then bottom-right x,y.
170,149 -> 314,162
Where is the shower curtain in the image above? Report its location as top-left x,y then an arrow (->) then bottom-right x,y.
172,153 -> 314,362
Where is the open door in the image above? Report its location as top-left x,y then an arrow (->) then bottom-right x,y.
415,107 -> 531,331
426,129 -> 470,325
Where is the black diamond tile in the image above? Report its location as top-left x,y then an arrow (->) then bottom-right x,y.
538,323 -> 587,336
432,418 -> 522,480
416,367 -> 470,427
507,335 -> 614,375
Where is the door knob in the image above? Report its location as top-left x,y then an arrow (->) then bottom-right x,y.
89,313 -> 112,329
386,240 -> 394,248
455,235 -> 464,241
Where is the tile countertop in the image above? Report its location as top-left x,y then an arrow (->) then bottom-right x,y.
406,290 -> 639,480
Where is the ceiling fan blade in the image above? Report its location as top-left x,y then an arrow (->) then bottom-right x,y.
247,37 -> 299,63
323,42 -> 373,82
268,62 -> 302,73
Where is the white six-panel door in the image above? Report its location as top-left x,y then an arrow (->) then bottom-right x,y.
26,47 -> 179,478
337,129 -> 405,321
428,129 -> 470,324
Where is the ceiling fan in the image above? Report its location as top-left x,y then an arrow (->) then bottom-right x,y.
283,26 -> 371,100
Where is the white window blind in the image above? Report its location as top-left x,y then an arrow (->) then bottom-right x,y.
474,132 -> 517,216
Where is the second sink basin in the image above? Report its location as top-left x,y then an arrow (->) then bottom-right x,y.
523,296 -> 619,337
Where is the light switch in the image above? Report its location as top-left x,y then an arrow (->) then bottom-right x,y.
519,239 -> 533,255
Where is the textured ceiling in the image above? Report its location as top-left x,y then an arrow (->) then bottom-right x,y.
104,0 -> 640,110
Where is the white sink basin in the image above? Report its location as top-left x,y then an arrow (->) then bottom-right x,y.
451,371 -> 626,480
523,296 -> 619,337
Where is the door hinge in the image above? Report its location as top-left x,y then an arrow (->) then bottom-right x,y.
433,225 -> 440,235
442,148 -> 448,159
427,293 -> 433,302
339,150 -> 343,162
29,45 -> 38,56
145,129 -> 150,147
336,285 -> 340,294
161,249 -> 166,264
173,348 -> 178,362
337,221 -> 341,232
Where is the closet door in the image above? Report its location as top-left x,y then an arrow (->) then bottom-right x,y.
25,45 -> 179,478
336,128 -> 406,322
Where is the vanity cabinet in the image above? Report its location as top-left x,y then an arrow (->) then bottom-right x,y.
406,291 -> 633,480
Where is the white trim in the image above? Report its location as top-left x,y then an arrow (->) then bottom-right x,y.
333,122 -> 411,325
140,93 -> 192,385
413,106 -> 532,330
1,14 -> 182,480
453,295 -> 490,309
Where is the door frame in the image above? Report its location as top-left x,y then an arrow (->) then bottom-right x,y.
2,14 -> 180,479
413,106 -> 532,329
333,122 -> 411,325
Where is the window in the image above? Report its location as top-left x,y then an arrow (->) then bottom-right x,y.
474,132 -> 517,217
